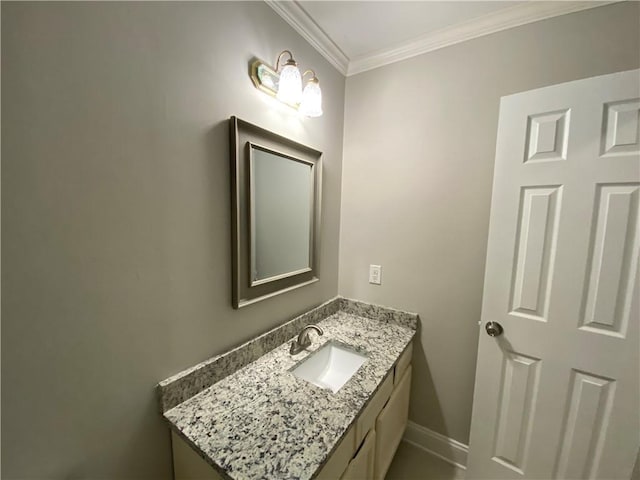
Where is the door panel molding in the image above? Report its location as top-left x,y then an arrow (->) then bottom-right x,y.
492,352 -> 541,473
524,109 -> 571,163
580,183 -> 639,338
510,186 -> 563,321
601,99 -> 640,157
553,370 -> 616,479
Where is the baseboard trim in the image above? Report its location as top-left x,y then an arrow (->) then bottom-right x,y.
403,421 -> 469,470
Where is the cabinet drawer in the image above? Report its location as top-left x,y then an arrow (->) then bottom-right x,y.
394,342 -> 412,386
355,371 -> 393,448
341,429 -> 376,480
316,424 -> 356,480
374,364 -> 412,480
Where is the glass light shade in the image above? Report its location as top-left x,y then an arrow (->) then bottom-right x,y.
299,80 -> 323,117
276,64 -> 302,105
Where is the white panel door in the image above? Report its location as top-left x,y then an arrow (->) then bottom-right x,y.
467,70 -> 640,480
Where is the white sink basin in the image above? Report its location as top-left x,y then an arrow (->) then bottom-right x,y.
291,341 -> 368,393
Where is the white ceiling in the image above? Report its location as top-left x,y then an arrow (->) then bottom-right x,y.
300,1 -> 524,59
266,1 -> 615,76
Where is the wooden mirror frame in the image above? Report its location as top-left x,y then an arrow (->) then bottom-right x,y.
229,116 -> 322,308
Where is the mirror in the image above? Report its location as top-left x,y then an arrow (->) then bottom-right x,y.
250,144 -> 313,284
230,117 -> 322,308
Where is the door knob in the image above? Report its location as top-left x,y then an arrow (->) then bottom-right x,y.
485,321 -> 504,337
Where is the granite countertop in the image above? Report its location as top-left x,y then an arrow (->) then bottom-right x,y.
159,298 -> 417,480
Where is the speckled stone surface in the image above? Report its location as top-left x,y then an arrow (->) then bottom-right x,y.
160,299 -> 418,480
339,297 -> 418,330
157,297 -> 341,412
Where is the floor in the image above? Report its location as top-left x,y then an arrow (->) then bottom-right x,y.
386,441 -> 466,480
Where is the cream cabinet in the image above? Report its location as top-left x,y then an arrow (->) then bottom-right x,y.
374,365 -> 412,479
319,341 -> 412,480
316,425 -> 357,480
171,431 -> 224,480
342,429 -> 376,480
172,342 -> 413,480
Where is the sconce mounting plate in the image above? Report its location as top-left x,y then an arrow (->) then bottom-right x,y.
251,59 -> 297,109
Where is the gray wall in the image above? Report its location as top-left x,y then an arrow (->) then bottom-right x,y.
1,2 -> 344,478
339,2 -> 640,445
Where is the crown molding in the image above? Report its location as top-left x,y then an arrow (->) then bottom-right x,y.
347,1 -> 616,76
265,0 -> 349,75
264,1 -> 618,78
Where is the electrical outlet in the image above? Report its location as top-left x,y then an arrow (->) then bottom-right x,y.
369,265 -> 382,285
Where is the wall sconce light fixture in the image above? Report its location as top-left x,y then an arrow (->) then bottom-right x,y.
251,50 -> 323,117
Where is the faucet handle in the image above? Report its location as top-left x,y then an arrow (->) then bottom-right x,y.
299,325 -> 323,346
290,324 -> 324,355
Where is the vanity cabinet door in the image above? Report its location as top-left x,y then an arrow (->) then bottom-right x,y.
172,432 -> 223,480
355,372 -> 393,448
373,365 -> 412,480
316,425 -> 356,480
394,342 -> 412,385
341,429 -> 376,480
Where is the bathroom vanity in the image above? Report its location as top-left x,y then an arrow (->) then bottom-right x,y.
157,297 -> 417,480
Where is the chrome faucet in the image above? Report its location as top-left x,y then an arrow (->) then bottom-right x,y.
290,324 -> 324,355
